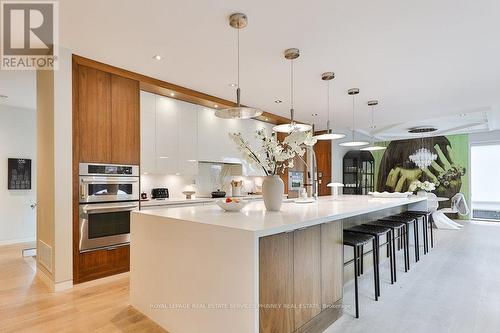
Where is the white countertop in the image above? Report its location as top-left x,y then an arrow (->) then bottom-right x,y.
140,194 -> 267,207
134,195 -> 427,237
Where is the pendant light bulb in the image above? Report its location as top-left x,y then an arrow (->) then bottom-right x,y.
273,48 -> 312,133
216,13 -> 263,119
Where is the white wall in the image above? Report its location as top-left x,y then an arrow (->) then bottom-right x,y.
0,105 -> 36,244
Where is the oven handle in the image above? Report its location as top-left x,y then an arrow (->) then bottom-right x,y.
80,179 -> 139,185
82,203 -> 139,213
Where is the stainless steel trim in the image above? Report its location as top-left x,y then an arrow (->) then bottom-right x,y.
79,201 -> 138,252
79,175 -> 140,203
79,162 -> 139,177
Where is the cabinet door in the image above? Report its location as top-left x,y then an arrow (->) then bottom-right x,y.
315,139 -> 332,196
178,101 -> 198,175
110,74 -> 140,165
156,95 -> 179,174
294,225 -> 322,328
140,91 -> 156,174
321,222 -> 343,309
259,232 -> 294,333
78,65 -> 111,163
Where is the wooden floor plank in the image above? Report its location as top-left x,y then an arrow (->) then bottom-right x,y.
0,243 -> 166,333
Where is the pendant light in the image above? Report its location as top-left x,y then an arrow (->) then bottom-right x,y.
360,100 -> 386,151
215,13 -> 263,119
315,72 -> 346,140
339,88 -> 369,147
273,48 -> 312,133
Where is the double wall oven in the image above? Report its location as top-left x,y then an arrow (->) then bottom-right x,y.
79,163 -> 139,252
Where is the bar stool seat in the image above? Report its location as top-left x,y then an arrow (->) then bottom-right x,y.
347,224 -> 394,299
343,231 -> 377,318
365,220 -> 408,279
379,215 -> 420,262
403,210 -> 434,249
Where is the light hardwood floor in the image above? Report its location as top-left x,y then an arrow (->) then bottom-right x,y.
0,243 -> 166,333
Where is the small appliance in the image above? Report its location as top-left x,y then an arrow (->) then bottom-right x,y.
151,188 -> 169,199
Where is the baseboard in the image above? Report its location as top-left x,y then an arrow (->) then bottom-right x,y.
36,269 -> 73,292
0,237 -> 36,246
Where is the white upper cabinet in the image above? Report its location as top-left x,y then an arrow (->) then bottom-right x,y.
141,91 -> 275,176
197,108 -> 242,163
178,101 -> 198,175
156,96 -> 179,175
140,91 -> 156,174
140,91 -> 199,176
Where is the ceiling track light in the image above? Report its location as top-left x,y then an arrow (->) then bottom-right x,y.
215,13 -> 263,120
361,100 -> 386,151
315,72 -> 346,141
339,88 -> 369,147
273,48 -> 312,133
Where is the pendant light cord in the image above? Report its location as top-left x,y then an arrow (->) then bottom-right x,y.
352,94 -> 356,142
327,81 -> 331,130
236,28 -> 240,106
290,58 -> 294,123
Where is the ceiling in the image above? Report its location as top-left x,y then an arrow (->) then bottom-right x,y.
56,0 -> 499,136
0,71 -> 36,110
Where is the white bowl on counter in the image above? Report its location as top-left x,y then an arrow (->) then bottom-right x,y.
216,199 -> 249,212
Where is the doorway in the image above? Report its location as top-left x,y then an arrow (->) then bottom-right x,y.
0,71 -> 37,261
471,143 -> 500,221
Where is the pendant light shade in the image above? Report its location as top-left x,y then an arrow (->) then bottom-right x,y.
360,100 -> 386,151
339,88 -> 369,147
315,72 -> 346,140
273,48 -> 312,133
215,13 -> 263,120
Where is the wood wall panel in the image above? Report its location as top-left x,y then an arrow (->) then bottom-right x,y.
293,225 -> 322,329
77,65 -> 112,163
314,139 -> 332,196
259,232 -> 294,333
321,222 -> 343,309
110,74 -> 140,164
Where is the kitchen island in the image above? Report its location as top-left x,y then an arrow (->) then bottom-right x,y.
130,195 -> 427,333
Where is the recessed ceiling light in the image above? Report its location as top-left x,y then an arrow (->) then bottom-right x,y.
143,172 -> 149,175
0,94 -> 7,99
274,100 -> 282,104
170,92 -> 175,97
159,156 -> 169,159
153,55 -> 163,61
214,104 -> 218,108
229,83 -> 238,87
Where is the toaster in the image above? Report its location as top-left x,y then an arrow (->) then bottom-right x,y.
151,188 -> 169,199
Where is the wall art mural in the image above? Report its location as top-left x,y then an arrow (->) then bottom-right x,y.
371,134 -> 469,209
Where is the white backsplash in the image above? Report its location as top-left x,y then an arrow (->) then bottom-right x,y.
141,170 -> 264,199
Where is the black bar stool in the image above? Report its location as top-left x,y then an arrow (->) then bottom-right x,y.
365,220 -> 408,281
343,231 -> 377,318
398,211 -> 430,254
405,210 -> 434,248
379,215 -> 420,262
347,224 -> 394,298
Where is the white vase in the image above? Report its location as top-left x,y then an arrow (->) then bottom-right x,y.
417,190 -> 427,197
262,175 -> 284,211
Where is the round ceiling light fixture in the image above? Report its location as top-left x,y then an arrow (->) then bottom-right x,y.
273,48 -> 312,133
315,72 -> 346,141
339,88 -> 369,147
215,13 -> 263,120
361,100 -> 386,151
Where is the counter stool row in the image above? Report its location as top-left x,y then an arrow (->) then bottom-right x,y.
343,210 -> 434,318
